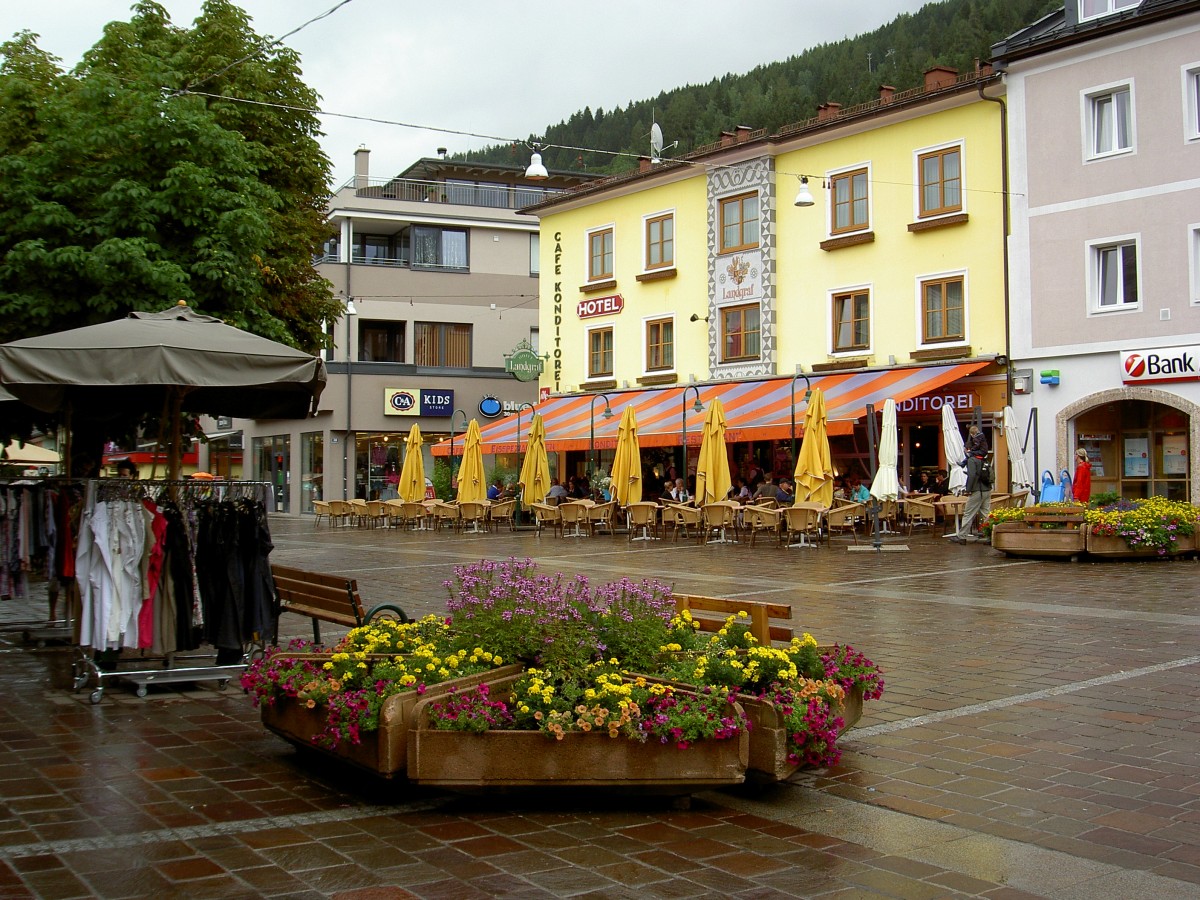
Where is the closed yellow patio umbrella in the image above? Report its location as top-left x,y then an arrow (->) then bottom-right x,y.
794,387 -> 834,507
694,396 -> 732,505
398,423 -> 426,503
455,419 -> 487,504
610,406 -> 642,506
518,413 -> 551,505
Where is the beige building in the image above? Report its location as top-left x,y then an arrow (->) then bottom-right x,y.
238,150 -> 591,512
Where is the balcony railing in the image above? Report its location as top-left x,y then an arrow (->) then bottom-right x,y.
313,252 -> 468,272
341,176 -> 566,211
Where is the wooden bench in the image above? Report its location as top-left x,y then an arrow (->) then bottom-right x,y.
673,594 -> 793,647
271,564 -> 409,646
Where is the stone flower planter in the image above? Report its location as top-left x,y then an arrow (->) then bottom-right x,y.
1085,526 -> 1194,559
406,677 -> 748,789
261,663 -> 523,778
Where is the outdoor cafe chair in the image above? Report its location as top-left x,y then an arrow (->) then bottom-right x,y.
459,501 -> 489,534
488,499 -> 517,532
626,501 -> 660,542
430,501 -> 460,532
700,503 -> 738,544
903,497 -> 937,536
782,504 -> 823,548
401,500 -> 432,531
366,500 -> 389,528
529,502 -> 562,538
743,505 -> 782,547
326,500 -> 352,527
878,498 -> 899,534
348,498 -> 371,527
311,500 -> 331,528
558,501 -> 590,538
666,503 -> 703,543
825,502 -> 864,544
586,500 -> 617,536
382,498 -> 406,528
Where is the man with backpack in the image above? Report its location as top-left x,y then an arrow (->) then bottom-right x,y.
950,425 -> 992,544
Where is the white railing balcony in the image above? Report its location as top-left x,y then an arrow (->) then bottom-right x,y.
341,176 -> 565,211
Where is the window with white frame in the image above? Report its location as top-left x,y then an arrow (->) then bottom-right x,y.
1078,0 -> 1140,22
919,275 -> 966,344
645,317 -> 674,371
1085,83 -> 1134,159
1189,225 -> 1199,306
1185,64 -> 1200,142
587,227 -> 613,282
829,167 -> 870,235
645,213 -> 674,270
917,145 -> 962,218
1088,237 -> 1140,312
831,289 -> 870,353
529,233 -> 540,275
587,326 -> 614,378
719,192 -> 758,254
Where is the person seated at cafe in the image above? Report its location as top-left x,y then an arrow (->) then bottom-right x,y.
666,478 -> 690,504
487,478 -> 505,501
546,478 -> 568,501
832,477 -> 847,501
775,479 -> 796,506
727,477 -> 751,502
932,470 -> 950,495
570,476 -> 590,499
752,473 -> 776,502
848,477 -> 870,504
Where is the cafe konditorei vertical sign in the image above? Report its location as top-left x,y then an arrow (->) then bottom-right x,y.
552,231 -> 563,391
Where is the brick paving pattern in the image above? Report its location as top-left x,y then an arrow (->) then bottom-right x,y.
0,516 -> 1197,898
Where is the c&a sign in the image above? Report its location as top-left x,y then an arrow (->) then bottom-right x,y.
383,387 -> 455,416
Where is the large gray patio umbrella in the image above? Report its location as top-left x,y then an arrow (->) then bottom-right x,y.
0,302 -> 326,478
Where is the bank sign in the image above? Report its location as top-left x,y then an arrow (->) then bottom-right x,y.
383,387 -> 454,416
1120,346 -> 1200,385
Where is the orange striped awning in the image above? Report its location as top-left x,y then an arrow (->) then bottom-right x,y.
432,362 -> 989,456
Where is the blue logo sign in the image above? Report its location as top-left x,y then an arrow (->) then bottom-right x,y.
478,396 -> 503,418
389,391 -> 416,412
421,389 -> 454,417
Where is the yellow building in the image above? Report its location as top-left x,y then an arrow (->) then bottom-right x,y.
472,67 -> 1014,491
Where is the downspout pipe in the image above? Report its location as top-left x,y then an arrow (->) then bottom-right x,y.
979,79 -> 1013,477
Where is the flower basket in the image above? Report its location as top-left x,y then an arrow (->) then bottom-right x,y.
1085,526 -> 1194,559
261,663 -> 523,778
405,675 -> 748,788
991,520 -> 1086,558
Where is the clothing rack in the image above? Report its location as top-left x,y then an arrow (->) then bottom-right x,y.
17,478 -> 276,702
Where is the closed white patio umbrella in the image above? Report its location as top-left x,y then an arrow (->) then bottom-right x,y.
1003,406 -> 1035,500
869,399 -> 899,502
941,404 -> 967,494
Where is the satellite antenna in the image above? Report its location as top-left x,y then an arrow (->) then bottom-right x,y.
649,122 -> 677,165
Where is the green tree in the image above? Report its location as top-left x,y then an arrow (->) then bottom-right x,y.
0,0 -> 339,349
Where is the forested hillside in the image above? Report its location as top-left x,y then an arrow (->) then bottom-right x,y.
466,0 -> 1057,173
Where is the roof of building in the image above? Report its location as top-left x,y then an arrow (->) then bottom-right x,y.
992,0 -> 1200,64
517,68 -> 1002,215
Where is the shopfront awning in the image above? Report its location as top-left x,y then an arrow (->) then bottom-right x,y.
432,361 -> 990,456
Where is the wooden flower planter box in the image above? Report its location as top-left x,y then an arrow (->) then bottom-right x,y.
992,513 -> 1086,559
631,674 -> 865,782
406,675 -> 748,789
261,663 -> 523,778
1085,526 -> 1195,559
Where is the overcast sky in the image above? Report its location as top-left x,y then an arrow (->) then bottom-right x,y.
10,0 -> 934,186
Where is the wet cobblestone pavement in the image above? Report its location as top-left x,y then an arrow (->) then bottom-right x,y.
1,516 -> 1198,898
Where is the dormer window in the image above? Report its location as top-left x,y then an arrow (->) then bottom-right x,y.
1079,0 -> 1140,21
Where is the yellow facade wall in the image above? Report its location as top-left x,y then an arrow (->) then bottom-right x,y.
774,101 -> 1006,370
537,96 -> 1006,393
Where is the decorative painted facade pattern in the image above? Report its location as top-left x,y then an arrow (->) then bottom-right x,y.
707,157 -> 775,379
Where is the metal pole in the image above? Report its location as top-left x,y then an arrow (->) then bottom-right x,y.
588,394 -> 612,478
448,408 -> 467,494
515,402 -> 534,523
790,371 -> 812,468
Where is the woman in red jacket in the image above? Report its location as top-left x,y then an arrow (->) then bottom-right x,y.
1073,448 -> 1092,505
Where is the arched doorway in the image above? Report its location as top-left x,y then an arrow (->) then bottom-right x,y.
1057,388 -> 1199,503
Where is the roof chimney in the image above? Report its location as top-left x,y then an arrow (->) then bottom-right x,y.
437,147 -> 447,159
879,84 -> 896,104
719,130 -> 737,147
817,102 -> 842,122
924,66 -> 958,91
735,125 -> 752,143
353,145 -> 370,189
638,156 -> 653,173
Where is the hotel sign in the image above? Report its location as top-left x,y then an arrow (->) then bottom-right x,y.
577,294 -> 624,319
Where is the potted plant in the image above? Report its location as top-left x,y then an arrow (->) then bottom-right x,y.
1084,498 -> 1199,558
242,616 -> 520,777
986,502 -> 1089,558
407,665 -> 750,787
